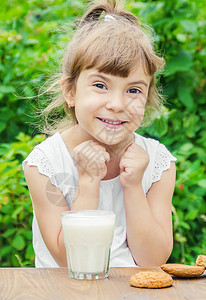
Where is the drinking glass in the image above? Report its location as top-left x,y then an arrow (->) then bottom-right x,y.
61,210 -> 115,280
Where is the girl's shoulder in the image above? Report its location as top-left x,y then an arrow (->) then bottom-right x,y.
134,132 -> 177,185
23,132 -> 70,163
134,132 -> 176,158
134,132 -> 160,150
22,132 -> 75,183
34,132 -> 66,153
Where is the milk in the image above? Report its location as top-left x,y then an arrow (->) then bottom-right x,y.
61,211 -> 115,278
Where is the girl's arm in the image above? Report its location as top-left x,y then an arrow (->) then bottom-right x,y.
24,140 -> 109,266
24,164 -> 69,266
120,144 -> 176,267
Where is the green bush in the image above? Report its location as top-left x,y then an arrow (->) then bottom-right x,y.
0,0 -> 84,142
0,0 -> 205,266
0,133 -> 44,266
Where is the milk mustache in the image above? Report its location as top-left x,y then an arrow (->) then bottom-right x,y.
61,210 -> 115,279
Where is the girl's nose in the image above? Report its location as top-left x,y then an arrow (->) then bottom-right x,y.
105,93 -> 125,112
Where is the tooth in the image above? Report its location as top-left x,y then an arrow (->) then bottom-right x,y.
100,118 -> 123,125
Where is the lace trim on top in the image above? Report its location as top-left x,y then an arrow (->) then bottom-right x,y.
23,148 -> 58,187
152,145 -> 176,183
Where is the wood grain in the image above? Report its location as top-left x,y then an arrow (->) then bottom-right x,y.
0,267 -> 205,300
0,268 -> 60,300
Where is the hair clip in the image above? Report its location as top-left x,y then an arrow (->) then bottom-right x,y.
104,14 -> 116,22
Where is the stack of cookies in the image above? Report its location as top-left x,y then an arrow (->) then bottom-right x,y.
130,254 -> 206,289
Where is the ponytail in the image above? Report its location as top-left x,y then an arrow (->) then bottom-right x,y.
79,0 -> 140,27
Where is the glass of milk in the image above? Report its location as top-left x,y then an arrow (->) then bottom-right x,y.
61,210 -> 115,280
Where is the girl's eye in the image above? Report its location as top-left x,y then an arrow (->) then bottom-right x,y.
127,88 -> 141,94
93,83 -> 107,90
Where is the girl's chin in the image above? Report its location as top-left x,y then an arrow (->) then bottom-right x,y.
95,133 -> 133,151
94,133 -> 124,145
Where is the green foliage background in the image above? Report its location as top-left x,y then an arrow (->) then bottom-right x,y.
0,0 -> 205,267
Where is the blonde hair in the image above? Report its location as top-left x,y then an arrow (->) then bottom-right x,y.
41,0 -> 165,134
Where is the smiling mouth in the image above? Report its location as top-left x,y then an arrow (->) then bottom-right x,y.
97,117 -> 127,128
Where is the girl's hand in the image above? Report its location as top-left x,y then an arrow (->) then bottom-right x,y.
119,143 -> 149,189
73,140 -> 110,182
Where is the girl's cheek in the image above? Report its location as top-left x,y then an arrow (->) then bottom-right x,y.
77,100 -> 101,113
127,102 -> 145,118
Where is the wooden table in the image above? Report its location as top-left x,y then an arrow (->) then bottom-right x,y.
1,267 -> 206,300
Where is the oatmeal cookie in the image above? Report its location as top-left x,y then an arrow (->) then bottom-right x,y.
129,271 -> 173,289
196,255 -> 206,268
161,263 -> 205,277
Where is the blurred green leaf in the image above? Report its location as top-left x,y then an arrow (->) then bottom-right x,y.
0,122 -> 6,133
185,209 -> 199,221
180,20 -> 197,33
0,85 -> 15,94
3,228 -> 16,238
25,244 -> 35,261
0,245 -> 12,258
11,206 -> 24,219
175,233 -> 187,243
178,85 -> 194,110
11,235 -> 26,251
165,50 -> 193,76
197,179 -> 206,188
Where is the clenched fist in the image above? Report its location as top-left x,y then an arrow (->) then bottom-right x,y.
119,143 -> 149,189
72,140 -> 110,181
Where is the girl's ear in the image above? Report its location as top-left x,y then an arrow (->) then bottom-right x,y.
61,80 -> 75,107
66,90 -> 75,108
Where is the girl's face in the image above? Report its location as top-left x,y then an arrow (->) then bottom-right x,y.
67,65 -> 150,148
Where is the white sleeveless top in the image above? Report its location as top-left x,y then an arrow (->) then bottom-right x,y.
23,132 -> 176,268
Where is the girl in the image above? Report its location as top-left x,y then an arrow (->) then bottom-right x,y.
23,0 -> 176,268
